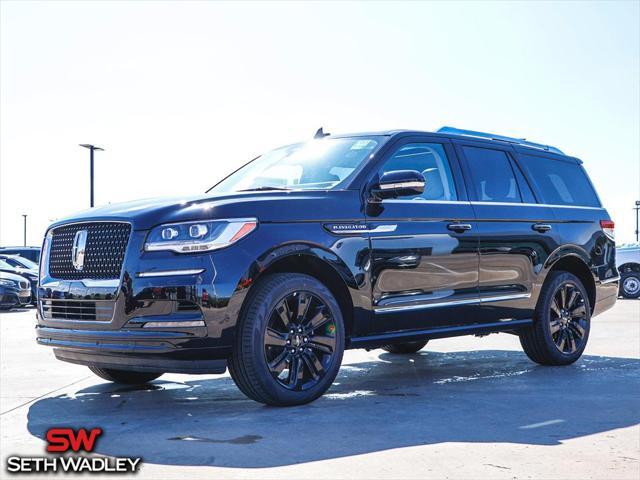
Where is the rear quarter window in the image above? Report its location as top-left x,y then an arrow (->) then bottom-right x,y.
517,154 -> 600,207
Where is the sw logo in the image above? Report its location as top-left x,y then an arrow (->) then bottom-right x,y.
5,427 -> 141,474
46,427 -> 102,453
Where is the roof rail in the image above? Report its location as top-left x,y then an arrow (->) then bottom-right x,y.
437,126 -> 564,155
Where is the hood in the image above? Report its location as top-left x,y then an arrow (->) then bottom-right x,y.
48,190 -> 362,231
0,270 -> 31,284
17,268 -> 38,278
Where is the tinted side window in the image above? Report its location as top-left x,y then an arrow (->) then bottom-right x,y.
518,154 -> 600,207
380,143 -> 457,201
512,162 -> 537,203
461,146 -> 521,203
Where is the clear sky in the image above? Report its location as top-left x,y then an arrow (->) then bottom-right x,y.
1,0 -> 639,246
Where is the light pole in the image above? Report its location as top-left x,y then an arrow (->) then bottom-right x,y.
79,144 -> 104,207
22,214 -> 27,246
634,200 -> 640,243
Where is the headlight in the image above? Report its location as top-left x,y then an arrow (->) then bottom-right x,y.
0,279 -> 16,287
144,218 -> 258,253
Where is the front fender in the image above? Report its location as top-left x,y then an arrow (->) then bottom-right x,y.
206,222 -> 371,348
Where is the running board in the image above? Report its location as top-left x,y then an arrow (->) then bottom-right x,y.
348,319 -> 532,349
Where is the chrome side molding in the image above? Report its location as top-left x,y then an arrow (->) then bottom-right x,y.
375,292 -> 531,314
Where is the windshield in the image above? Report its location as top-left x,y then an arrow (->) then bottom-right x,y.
0,259 -> 15,270
4,256 -> 37,269
211,136 -> 382,193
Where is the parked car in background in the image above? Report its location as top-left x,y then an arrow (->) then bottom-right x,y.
616,243 -> 640,298
0,254 -> 39,272
0,271 -> 32,310
0,257 -> 37,304
0,246 -> 41,263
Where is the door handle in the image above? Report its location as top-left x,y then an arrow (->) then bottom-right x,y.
532,223 -> 552,233
447,223 -> 472,233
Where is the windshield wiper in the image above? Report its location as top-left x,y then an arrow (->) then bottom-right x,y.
238,186 -> 292,192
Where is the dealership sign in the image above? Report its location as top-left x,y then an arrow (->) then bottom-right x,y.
5,428 -> 141,474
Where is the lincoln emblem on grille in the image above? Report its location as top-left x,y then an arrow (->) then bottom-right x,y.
71,230 -> 88,271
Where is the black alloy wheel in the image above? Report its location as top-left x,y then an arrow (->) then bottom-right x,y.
228,273 -> 344,406
519,271 -> 591,366
548,282 -> 588,354
263,291 -> 338,391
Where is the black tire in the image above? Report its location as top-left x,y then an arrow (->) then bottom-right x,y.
620,272 -> 640,299
229,273 -> 345,406
519,271 -> 591,366
381,340 -> 428,354
88,366 -> 162,384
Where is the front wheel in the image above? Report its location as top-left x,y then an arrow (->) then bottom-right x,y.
229,273 -> 344,406
519,271 -> 591,366
89,366 -> 163,384
620,272 -> 640,299
381,340 -> 428,354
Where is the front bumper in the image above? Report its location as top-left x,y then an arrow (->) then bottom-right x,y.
1,289 -> 32,307
53,348 -> 226,374
36,324 -> 228,374
36,228 -> 254,373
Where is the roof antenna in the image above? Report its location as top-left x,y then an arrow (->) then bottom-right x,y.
314,127 -> 330,139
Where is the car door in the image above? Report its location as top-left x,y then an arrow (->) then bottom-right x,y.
365,136 -> 480,334
454,140 -> 560,323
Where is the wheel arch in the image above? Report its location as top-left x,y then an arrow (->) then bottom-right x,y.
232,243 -> 362,338
544,253 -> 596,312
618,262 -> 640,274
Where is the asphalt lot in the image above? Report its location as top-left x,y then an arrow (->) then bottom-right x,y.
1,300 -> 639,479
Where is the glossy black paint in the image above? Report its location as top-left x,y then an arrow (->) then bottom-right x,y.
36,130 -> 618,374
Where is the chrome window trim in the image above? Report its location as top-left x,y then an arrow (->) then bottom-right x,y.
384,199 -> 470,205
381,199 -> 603,210
374,292 -> 531,314
470,201 -> 603,210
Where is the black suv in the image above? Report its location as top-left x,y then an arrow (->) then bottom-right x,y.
36,127 -> 619,406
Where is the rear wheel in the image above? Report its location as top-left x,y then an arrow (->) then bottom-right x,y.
620,272 -> 640,299
381,340 -> 428,354
89,366 -> 162,384
229,273 -> 344,406
519,271 -> 590,366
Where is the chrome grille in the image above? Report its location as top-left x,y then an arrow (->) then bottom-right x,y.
40,299 -> 114,321
48,222 -> 131,280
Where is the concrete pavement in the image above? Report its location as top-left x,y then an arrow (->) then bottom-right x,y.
1,300 -> 639,479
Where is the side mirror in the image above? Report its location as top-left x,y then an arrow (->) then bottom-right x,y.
370,170 -> 425,201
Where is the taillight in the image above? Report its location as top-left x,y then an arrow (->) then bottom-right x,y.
600,220 -> 615,241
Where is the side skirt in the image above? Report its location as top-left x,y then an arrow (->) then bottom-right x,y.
347,319 -> 532,350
